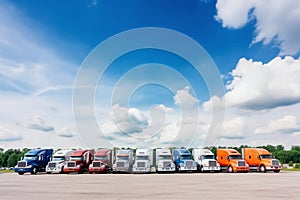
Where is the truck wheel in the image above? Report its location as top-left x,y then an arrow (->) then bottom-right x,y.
274,170 -> 280,173
89,171 -> 93,174
228,166 -> 233,173
259,165 -> 266,173
31,167 -> 38,175
18,172 -> 24,175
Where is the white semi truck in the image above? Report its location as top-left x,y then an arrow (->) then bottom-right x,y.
113,149 -> 134,173
46,149 -> 73,174
132,149 -> 153,173
192,148 -> 220,173
156,148 -> 176,172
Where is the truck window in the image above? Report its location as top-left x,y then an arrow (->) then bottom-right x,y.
52,156 -> 65,161
70,156 -> 83,161
180,155 -> 191,160
159,155 -> 172,160
136,156 -> 148,160
24,155 -> 37,161
117,156 -> 129,160
229,155 -> 242,160
260,155 -> 273,159
95,156 -> 107,160
201,155 -> 215,160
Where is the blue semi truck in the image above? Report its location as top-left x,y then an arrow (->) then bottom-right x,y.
173,149 -> 197,172
14,148 -> 53,175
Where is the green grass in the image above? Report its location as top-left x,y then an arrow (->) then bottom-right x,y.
0,170 -> 13,173
282,168 -> 300,172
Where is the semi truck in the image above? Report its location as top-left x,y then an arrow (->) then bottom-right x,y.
46,149 -> 73,174
156,148 -> 176,173
63,149 -> 94,174
113,149 -> 134,173
192,148 -> 220,173
89,149 -> 113,173
14,148 -> 53,175
217,149 -> 249,173
132,149 -> 153,173
173,149 -> 197,172
242,148 -> 282,173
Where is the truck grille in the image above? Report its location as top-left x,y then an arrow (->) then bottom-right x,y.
116,162 -> 124,167
209,161 -> 217,167
137,162 -> 145,168
238,161 -> 246,166
67,162 -> 76,168
93,162 -> 101,167
48,162 -> 56,168
18,161 -> 26,168
272,160 -> 280,166
186,161 -> 193,167
163,161 -> 171,168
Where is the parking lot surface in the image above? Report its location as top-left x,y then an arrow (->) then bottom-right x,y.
1,172 -> 299,200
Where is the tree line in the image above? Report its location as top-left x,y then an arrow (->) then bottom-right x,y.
0,145 -> 299,168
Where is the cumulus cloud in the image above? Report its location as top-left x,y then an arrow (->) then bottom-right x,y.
174,86 -> 198,108
22,117 -> 55,132
254,115 -> 300,135
220,117 -> 245,139
0,126 -> 22,141
215,0 -> 300,55
203,56 -> 300,111
56,127 -> 75,138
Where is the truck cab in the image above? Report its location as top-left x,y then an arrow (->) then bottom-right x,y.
173,149 -> 197,172
113,150 -> 134,173
156,149 -> 175,173
63,149 -> 94,174
242,148 -> 282,173
217,149 -> 249,173
132,149 -> 153,173
192,148 -> 220,173
89,149 -> 113,173
46,150 -> 73,174
14,149 -> 53,175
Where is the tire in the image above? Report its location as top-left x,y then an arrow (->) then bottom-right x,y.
89,171 -> 93,174
274,170 -> 280,173
31,167 -> 38,175
228,166 -> 233,173
259,165 -> 266,173
46,172 -> 51,174
18,172 -> 24,175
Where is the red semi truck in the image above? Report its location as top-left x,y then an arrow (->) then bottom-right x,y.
88,149 -> 113,173
63,150 -> 94,174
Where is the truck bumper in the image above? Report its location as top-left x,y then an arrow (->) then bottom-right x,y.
266,166 -> 282,171
89,167 -> 106,173
46,168 -> 62,174
234,166 -> 249,172
157,167 -> 176,172
179,166 -> 197,171
132,167 -> 151,173
203,166 -> 220,172
63,167 -> 81,173
14,167 -> 32,173
113,167 -> 130,173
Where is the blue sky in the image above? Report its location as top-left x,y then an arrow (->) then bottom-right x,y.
0,0 -> 300,149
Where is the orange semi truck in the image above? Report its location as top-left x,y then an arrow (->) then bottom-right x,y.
88,149 -> 113,173
242,148 -> 282,173
63,150 -> 94,174
217,149 -> 249,173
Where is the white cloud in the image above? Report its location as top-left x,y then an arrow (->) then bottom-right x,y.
56,128 -> 75,138
22,117 -> 55,132
215,0 -> 300,55
0,126 -> 22,141
174,86 -> 198,108
221,117 -> 245,139
255,115 -> 300,135
203,56 -> 300,111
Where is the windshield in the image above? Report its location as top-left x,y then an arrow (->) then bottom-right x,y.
229,155 -> 242,160
70,156 -> 83,161
52,156 -> 65,161
117,156 -> 128,161
159,155 -> 172,160
260,155 -> 273,159
180,155 -> 192,160
136,156 -> 148,160
24,155 -> 37,161
201,155 -> 215,160
94,156 -> 107,160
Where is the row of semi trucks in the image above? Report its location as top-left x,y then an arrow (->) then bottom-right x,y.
13,147 -> 282,175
